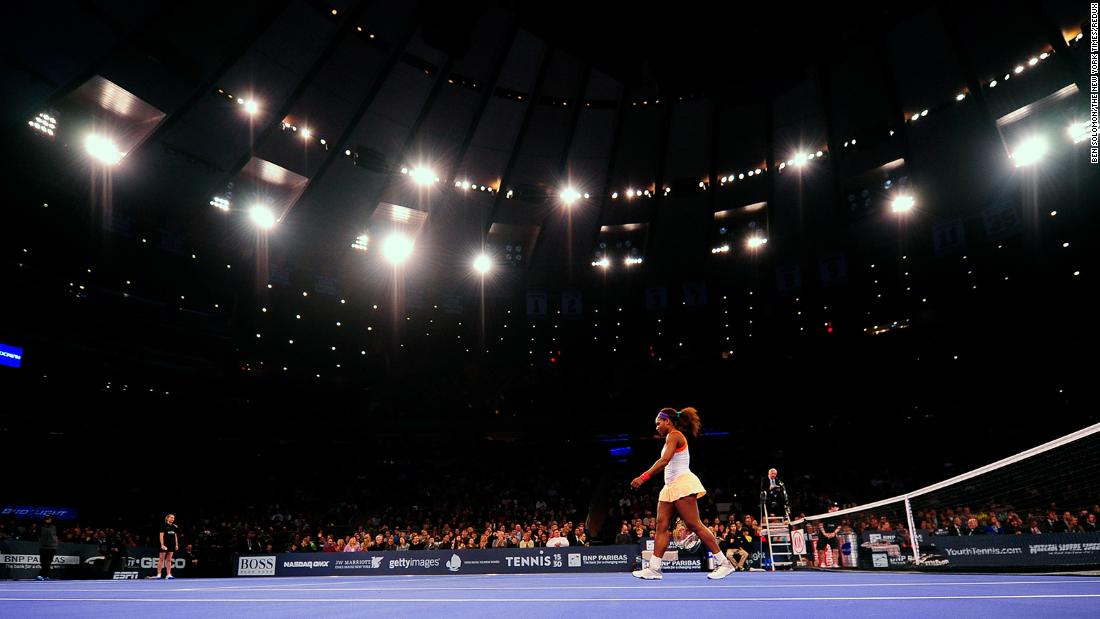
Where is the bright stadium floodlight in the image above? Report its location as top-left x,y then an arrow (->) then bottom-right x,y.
560,187 -> 582,206
473,253 -> 492,275
249,205 -> 277,229
408,166 -> 438,186
746,235 -> 768,250
592,257 -> 611,269
891,195 -> 916,214
1067,121 -> 1091,144
381,232 -> 414,265
792,152 -> 808,167
1012,136 -> 1048,167
84,134 -> 123,165
243,99 -> 259,115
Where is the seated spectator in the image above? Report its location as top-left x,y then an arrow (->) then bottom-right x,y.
1044,511 -> 1066,533
343,537 -> 359,552
546,531 -> 569,547
615,524 -> 633,545
963,517 -> 985,536
376,534 -> 393,551
724,522 -> 750,571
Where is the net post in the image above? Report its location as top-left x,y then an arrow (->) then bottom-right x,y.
904,495 -> 921,566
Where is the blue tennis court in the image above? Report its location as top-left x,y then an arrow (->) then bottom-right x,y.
2,571 -> 1098,618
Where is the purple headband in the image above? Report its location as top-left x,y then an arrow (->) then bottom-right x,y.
657,410 -> 681,421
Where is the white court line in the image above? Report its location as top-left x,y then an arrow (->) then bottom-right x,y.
179,571 -> 1095,588
4,578 -> 1094,593
2,594 -> 1100,603
198,575 -> 1100,590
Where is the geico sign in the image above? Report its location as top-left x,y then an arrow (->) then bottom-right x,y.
237,556 -> 277,576
130,557 -> 185,569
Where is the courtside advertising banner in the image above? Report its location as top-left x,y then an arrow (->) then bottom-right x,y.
851,530 -> 1100,569
234,545 -> 640,577
0,542 -> 99,579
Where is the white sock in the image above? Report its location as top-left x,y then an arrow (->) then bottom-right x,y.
648,554 -> 662,571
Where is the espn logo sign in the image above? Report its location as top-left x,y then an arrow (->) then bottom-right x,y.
113,571 -> 140,580
237,555 -> 276,576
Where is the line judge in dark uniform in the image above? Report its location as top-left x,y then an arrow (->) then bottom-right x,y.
37,515 -> 59,581
154,514 -> 180,579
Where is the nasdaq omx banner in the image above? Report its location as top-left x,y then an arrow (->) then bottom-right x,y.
235,545 -> 641,577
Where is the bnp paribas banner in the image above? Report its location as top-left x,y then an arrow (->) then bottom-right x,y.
0,541 -> 100,579
0,541 -> 188,580
235,546 -> 641,577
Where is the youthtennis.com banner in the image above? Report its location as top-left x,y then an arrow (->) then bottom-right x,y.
864,532 -> 1100,568
918,532 -> 1100,568
235,545 -> 641,577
